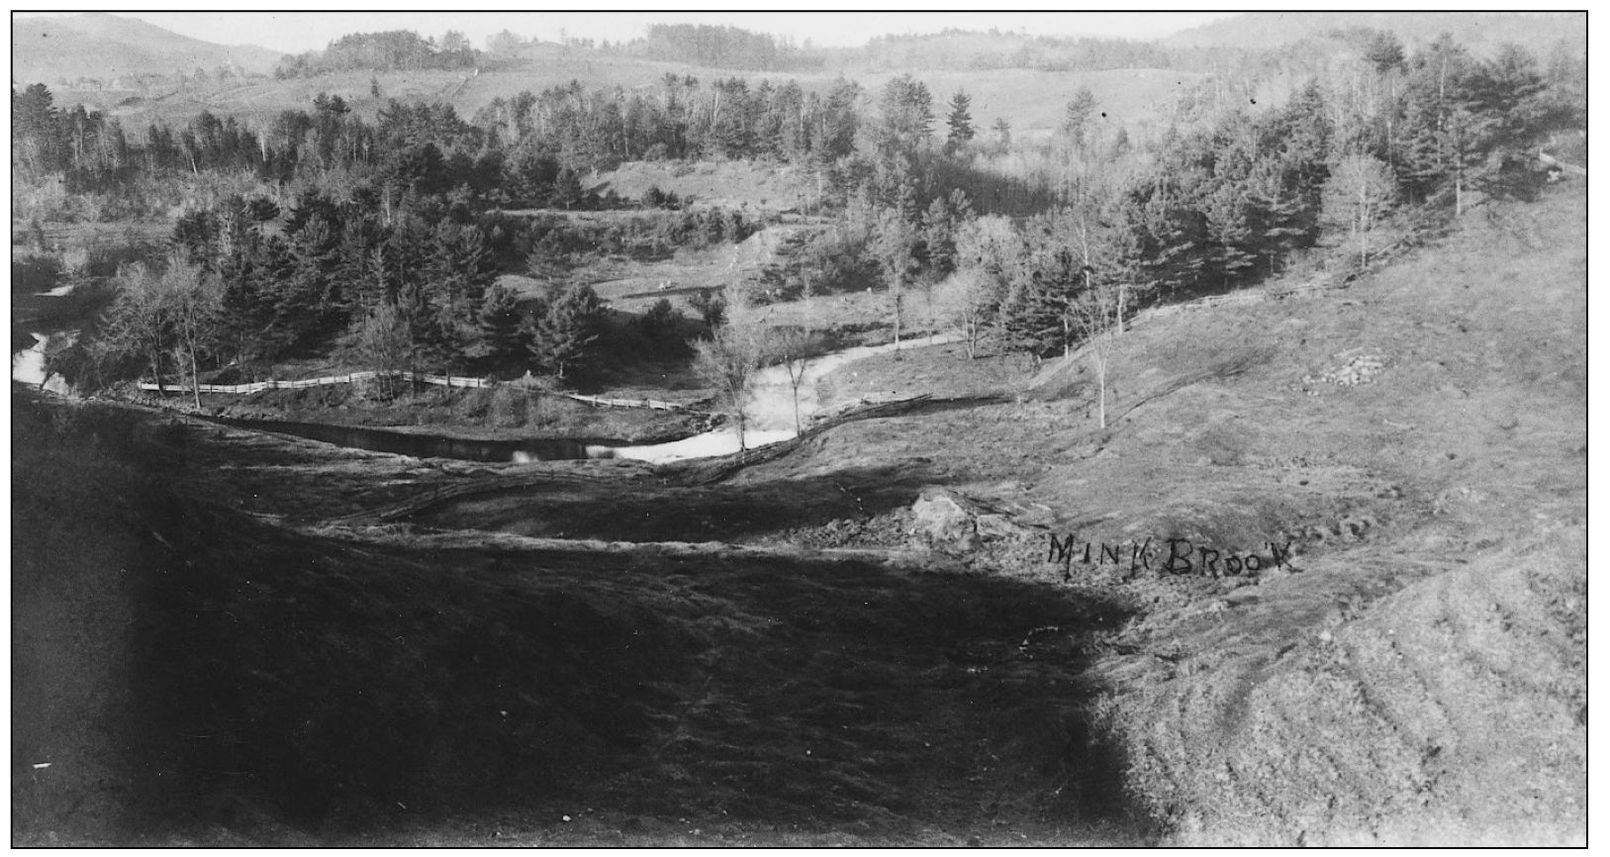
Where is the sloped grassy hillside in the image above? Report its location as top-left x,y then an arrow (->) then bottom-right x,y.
12,397 -> 1143,846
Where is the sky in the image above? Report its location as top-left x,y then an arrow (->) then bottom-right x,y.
13,9 -> 1240,54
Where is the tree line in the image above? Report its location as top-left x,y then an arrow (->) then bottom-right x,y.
620,24 -> 824,72
27,31 -> 1582,415
908,31 -> 1575,428
274,30 -> 480,79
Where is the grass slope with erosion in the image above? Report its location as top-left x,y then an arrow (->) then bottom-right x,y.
13,396 -> 1147,846
732,182 -> 1586,843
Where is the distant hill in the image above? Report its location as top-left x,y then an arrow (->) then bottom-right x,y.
1166,11 -> 1585,56
12,13 -> 282,85
840,29 -> 1173,73
43,43 -> 1199,147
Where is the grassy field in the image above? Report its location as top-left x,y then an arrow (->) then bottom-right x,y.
49,47 -> 1202,147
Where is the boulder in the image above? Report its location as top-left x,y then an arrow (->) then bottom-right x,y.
910,488 -> 979,552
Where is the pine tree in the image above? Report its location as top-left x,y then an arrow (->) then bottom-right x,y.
551,166 -> 584,210
1462,43 -> 1547,145
1062,87 -> 1099,147
876,74 -> 934,149
944,90 -> 975,153
1364,31 -> 1407,74
1202,183 -> 1257,289
530,284 -> 603,380
13,83 -> 65,176
920,195 -> 959,276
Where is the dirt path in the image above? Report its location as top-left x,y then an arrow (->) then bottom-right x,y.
612,334 -> 963,463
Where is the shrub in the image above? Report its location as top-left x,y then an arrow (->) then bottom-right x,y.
688,289 -> 728,329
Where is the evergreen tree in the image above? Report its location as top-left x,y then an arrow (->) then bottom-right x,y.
279,212 -> 345,349
530,284 -> 604,379
472,282 -> 525,367
13,83 -> 65,176
875,74 -> 934,148
551,165 -> 584,210
1463,43 -> 1547,145
1364,31 -> 1407,74
944,90 -> 975,153
1061,87 -> 1099,147
1202,183 -> 1257,289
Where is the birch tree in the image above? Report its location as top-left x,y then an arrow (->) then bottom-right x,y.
772,326 -> 825,434
691,318 -> 766,450
1321,152 -> 1396,267
101,257 -> 220,405
163,256 -> 223,409
1068,276 -> 1123,430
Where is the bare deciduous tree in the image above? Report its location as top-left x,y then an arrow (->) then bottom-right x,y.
771,326 -> 825,434
1322,152 -> 1397,267
100,262 -> 172,396
872,208 -> 919,351
164,257 -> 222,410
101,256 -> 220,407
349,301 -> 415,396
930,269 -> 997,359
1069,276 -> 1124,430
691,319 -> 766,450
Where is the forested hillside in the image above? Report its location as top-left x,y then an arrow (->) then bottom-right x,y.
14,23 -> 1585,402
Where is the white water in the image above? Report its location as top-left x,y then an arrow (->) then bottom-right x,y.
610,332 -> 963,464
14,281 -> 76,385
11,334 -> 49,386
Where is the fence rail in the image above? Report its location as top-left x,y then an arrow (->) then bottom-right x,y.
138,371 -> 490,395
136,371 -> 694,412
562,392 -> 687,411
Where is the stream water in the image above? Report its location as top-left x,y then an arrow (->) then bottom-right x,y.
215,418 -> 620,463
11,334 -> 49,387
12,279 -> 78,388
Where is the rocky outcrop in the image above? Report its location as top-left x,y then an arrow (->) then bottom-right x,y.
909,488 -> 1031,552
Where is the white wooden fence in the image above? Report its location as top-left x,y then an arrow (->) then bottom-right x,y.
137,371 -> 693,412
138,370 -> 489,395
561,392 -> 687,411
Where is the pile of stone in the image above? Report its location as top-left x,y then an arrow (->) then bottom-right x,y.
1302,353 -> 1387,391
